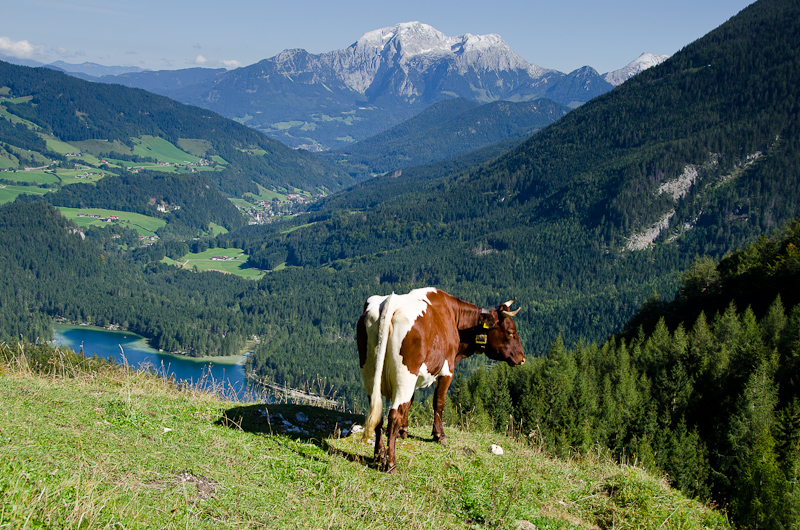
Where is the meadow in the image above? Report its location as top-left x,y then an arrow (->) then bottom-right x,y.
171,247 -> 265,280
0,183 -> 51,203
0,342 -> 731,530
59,207 -> 166,237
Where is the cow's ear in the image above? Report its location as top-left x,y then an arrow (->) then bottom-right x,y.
478,312 -> 496,329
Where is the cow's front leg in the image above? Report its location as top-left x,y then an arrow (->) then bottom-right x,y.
399,394 -> 413,439
431,375 -> 452,444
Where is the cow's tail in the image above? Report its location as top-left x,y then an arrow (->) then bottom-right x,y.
363,292 -> 396,442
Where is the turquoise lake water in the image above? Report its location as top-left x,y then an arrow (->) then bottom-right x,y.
53,324 -> 262,402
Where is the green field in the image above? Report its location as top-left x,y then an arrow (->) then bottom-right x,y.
0,105 -> 37,127
56,168 -> 107,185
58,207 -> 166,237
176,138 -> 212,157
43,136 -> 81,155
171,247 -> 264,280
132,136 -> 202,164
207,223 -> 228,236
0,184 -> 51,204
0,170 -> 59,185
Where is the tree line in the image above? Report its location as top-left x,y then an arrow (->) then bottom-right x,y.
445,218 -> 800,529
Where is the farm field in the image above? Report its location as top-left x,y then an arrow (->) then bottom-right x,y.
170,247 -> 264,280
0,171 -> 59,185
58,207 -> 166,236
131,136 -> 202,164
0,184 -> 51,204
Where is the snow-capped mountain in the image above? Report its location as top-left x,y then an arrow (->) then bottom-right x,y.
604,52 -> 670,86
329,22 -> 553,97
244,21 -> 560,105
68,22 -> 669,150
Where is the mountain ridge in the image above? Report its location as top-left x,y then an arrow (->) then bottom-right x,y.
43,23 -> 667,150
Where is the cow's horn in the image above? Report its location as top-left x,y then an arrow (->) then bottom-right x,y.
501,308 -> 521,318
503,298 -> 517,308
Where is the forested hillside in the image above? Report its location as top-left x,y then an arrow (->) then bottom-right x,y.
447,217 -> 800,529
324,97 -> 569,177
0,60 -> 350,195
224,0 -> 800,408
0,202 -> 258,355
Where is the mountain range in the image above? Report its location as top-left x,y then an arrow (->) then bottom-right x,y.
11,23 -> 667,151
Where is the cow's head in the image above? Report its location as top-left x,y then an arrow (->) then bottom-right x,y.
479,299 -> 525,366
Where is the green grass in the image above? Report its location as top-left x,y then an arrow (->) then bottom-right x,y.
280,222 -> 316,234
0,342 -> 731,530
177,138 -> 212,158
131,136 -> 202,164
0,104 -> 39,128
42,136 -> 82,155
0,184 -> 52,204
208,223 -> 228,236
0,170 -> 59,185
58,207 -> 166,236
270,120 -> 305,131
55,168 -> 108,186
172,247 -> 264,280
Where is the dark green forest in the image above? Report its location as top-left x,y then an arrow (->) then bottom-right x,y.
445,218 -> 800,529
323,97 -> 570,177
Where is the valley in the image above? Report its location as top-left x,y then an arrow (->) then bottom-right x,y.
0,0 -> 799,526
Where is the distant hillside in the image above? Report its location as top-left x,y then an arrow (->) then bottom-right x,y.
0,60 -> 351,197
324,97 -> 570,176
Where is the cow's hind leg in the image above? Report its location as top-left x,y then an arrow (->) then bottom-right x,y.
431,375 -> 452,444
373,415 -> 385,467
386,402 -> 410,473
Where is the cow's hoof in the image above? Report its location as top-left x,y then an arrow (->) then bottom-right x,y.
385,463 -> 397,474
399,429 -> 408,439
434,435 -> 448,445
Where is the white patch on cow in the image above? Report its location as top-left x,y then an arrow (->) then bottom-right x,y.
415,359 -> 452,390
367,288 -> 437,411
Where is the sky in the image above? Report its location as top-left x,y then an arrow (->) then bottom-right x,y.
2,0 -> 755,75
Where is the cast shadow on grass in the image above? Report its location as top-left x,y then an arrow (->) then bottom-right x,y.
217,402 -> 378,467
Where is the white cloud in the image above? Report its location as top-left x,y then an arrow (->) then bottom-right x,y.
187,55 -> 242,69
0,36 -> 45,59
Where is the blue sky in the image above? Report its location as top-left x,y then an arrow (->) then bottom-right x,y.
2,0 -> 754,74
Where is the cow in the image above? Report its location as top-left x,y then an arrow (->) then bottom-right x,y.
356,287 -> 525,472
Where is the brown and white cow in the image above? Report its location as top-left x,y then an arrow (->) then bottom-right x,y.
357,287 -> 525,472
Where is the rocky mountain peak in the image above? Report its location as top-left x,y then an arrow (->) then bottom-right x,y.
604,52 -> 670,86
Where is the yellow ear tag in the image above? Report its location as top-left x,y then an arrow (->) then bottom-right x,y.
483,322 -> 490,329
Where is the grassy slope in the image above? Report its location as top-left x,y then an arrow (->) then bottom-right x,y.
0,345 -> 729,530
171,247 -> 264,280
59,207 -> 167,236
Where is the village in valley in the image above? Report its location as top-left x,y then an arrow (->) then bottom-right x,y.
237,192 -> 326,225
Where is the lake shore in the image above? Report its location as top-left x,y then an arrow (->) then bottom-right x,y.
52,323 -> 247,365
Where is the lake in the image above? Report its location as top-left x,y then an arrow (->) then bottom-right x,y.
53,324 -> 264,402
